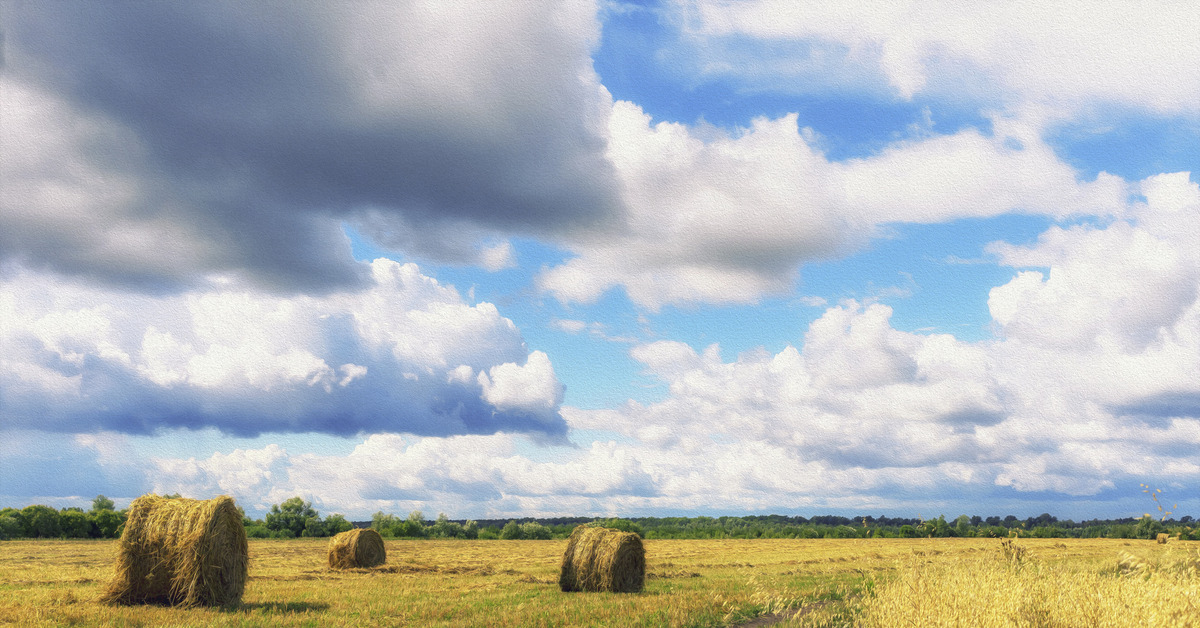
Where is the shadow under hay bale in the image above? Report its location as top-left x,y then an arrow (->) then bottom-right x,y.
559,524 -> 644,593
328,528 -> 386,569
100,494 -> 248,607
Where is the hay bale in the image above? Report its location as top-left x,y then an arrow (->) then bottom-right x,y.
328,528 -> 386,569
100,494 -> 247,607
1157,532 -> 1169,544
559,524 -> 644,593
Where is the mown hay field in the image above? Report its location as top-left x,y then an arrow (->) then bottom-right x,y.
0,536 -> 1194,627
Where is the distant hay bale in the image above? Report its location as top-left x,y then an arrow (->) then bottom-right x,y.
1156,532 -> 1169,544
559,525 -> 644,593
100,494 -> 248,607
328,528 -> 386,569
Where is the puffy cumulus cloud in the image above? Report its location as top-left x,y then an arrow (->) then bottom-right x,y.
0,258 -> 567,438
539,100 -> 1125,309
0,1 -> 618,291
479,351 -> 565,424
987,173 -> 1200,411
152,445 -> 292,512
17,205 -> 1200,516
686,0 -> 1200,114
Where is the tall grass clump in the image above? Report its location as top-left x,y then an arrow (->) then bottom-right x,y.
100,494 -> 247,607
795,542 -> 1200,627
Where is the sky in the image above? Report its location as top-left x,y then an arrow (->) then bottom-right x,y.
2,0 -> 1199,521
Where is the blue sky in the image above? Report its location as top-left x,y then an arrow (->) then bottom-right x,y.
2,0 -> 1199,521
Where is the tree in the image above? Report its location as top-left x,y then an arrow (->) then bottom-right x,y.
371,511 -> 399,536
301,517 -> 328,537
324,514 -> 353,536
265,497 -> 320,538
91,509 -> 125,538
91,495 -> 115,512
0,514 -> 22,540
21,505 -> 61,538
432,513 -> 463,538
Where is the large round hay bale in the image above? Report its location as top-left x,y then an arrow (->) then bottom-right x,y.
1157,532 -> 1169,544
100,494 -> 247,607
328,528 -> 386,569
559,524 -> 644,593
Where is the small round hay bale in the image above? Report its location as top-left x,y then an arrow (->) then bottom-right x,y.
328,528 -> 386,569
100,494 -> 247,607
1156,532 -> 1169,544
559,524 -> 644,593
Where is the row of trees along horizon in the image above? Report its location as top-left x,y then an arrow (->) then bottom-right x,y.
2,495 -> 1197,542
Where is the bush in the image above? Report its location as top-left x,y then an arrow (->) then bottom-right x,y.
499,521 -> 523,540
245,525 -> 271,538
795,526 -> 821,539
521,521 -> 552,540
832,525 -> 863,539
598,518 -> 644,537
0,515 -> 22,540
478,527 -> 499,540
1133,516 -> 1165,540
396,520 -> 426,538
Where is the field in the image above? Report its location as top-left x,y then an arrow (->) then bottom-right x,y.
1,536 -> 1196,626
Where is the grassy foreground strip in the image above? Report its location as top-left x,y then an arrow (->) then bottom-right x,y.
0,537 -> 1194,626
789,540 -> 1200,627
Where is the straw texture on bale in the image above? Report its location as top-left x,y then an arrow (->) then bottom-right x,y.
1156,532 -> 1169,544
100,494 -> 248,607
328,528 -> 387,569
559,524 -> 645,593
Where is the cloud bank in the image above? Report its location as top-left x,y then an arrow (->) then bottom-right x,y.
0,259 -> 566,438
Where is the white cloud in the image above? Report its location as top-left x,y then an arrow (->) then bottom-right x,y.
538,100 -> 1128,309
687,0 -> 1200,114
551,319 -> 588,334
0,258 -> 566,438
478,351 -> 565,422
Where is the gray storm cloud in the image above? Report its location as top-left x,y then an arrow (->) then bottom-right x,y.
0,1 -> 619,292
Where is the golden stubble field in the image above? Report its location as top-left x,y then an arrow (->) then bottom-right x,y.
1,536 -> 1196,627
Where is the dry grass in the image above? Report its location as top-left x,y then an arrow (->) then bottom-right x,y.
559,525 -> 645,593
2,536 -> 1192,627
99,494 -> 248,608
789,538 -> 1200,628
327,528 -> 386,569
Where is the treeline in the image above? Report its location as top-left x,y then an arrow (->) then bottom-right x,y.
3,496 -> 1196,542
1,496 -> 126,540
623,513 -> 1198,541
0,495 -> 359,541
